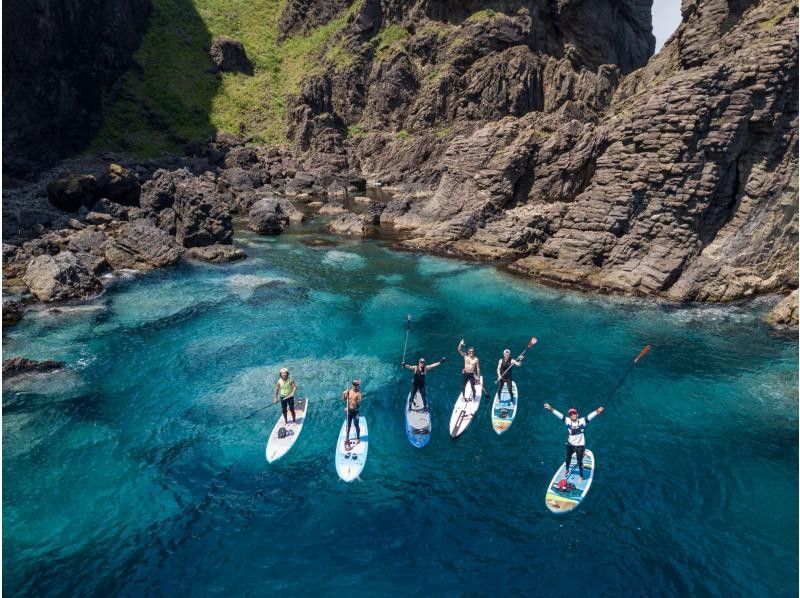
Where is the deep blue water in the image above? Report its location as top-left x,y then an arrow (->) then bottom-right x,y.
4,224 -> 798,596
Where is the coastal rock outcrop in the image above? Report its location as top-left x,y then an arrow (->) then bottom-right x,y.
185,244 -> 246,263
22,251 -> 103,302
2,357 -> 66,378
208,36 -> 254,74
248,196 -> 302,234
766,289 -> 799,328
104,220 -> 183,271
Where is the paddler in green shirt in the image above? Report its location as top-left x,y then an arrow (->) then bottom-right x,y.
274,367 -> 297,425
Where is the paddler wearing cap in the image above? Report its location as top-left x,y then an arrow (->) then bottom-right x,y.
274,367 -> 298,425
496,348 -> 524,402
342,379 -> 363,447
401,356 -> 446,412
543,402 -> 605,482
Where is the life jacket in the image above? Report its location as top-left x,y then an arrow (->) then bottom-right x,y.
278,377 -> 293,398
556,479 -> 576,491
499,357 -> 514,379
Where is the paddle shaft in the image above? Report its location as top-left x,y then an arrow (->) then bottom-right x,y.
401,314 -> 411,364
244,395 -> 296,419
497,338 -> 537,382
602,345 -> 651,408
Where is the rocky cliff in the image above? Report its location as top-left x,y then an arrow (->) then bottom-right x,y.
285,0 -> 797,302
2,0 -> 151,175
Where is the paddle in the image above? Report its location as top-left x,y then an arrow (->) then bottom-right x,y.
496,336 -> 538,383
602,344 -> 651,408
401,314 -> 411,365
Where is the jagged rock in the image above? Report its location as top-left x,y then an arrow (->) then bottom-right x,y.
766,290 -> 799,328
67,228 -> 109,274
47,174 -> 100,212
91,198 -> 130,220
2,300 -> 24,326
184,244 -> 247,263
2,357 -> 66,378
140,169 -> 233,247
22,251 -> 103,302
84,211 -> 114,225
248,197 -> 292,234
105,220 -> 183,271
98,163 -> 141,206
327,212 -> 369,236
208,36 -> 253,75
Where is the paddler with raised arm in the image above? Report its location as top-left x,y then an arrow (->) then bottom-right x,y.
457,339 -> 480,401
496,349 -> 524,402
543,403 -> 605,482
401,356 -> 446,412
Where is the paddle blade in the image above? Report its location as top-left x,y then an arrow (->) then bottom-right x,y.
634,345 -> 651,363
528,337 -> 538,347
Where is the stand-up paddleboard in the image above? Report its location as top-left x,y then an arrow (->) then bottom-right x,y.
545,449 -> 595,513
449,375 -> 483,438
491,381 -> 518,434
266,397 -> 308,463
335,416 -> 368,482
405,389 -> 431,448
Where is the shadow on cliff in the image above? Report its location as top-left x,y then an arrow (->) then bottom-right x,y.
93,0 -> 220,158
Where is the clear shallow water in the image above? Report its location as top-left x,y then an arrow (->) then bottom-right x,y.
4,225 -> 798,596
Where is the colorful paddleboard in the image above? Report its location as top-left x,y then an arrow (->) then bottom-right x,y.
335,416 -> 368,482
405,389 -> 431,448
265,397 -> 308,463
449,375 -> 483,438
545,449 -> 595,513
491,381 -> 518,434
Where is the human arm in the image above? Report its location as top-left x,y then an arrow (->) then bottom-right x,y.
497,359 -> 503,380
586,407 -> 604,421
288,379 -> 297,399
274,382 -> 280,403
426,358 -> 446,370
543,403 -> 565,421
457,339 -> 466,357
475,358 -> 480,379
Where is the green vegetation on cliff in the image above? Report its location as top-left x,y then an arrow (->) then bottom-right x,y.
93,0 -> 361,157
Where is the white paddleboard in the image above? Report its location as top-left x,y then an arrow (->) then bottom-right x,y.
545,449 -> 595,513
335,416 -> 368,482
449,375 -> 483,438
491,381 -> 518,434
266,397 -> 308,463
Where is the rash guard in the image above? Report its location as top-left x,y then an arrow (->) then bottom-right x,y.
550,408 -> 599,446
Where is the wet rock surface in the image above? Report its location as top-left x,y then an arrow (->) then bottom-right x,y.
185,244 -> 247,263
2,357 -> 66,378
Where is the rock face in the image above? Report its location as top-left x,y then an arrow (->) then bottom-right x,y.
104,220 -> 183,271
278,0 -> 796,303
766,289 -> 799,327
22,251 -> 103,301
208,36 -> 254,74
248,197 -> 297,234
2,0 -> 151,173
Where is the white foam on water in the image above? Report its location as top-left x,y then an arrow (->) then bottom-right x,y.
376,273 -> 404,284
321,250 -> 367,270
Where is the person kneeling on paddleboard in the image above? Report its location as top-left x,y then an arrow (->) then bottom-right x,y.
497,349 -> 523,402
274,368 -> 297,425
457,339 -> 480,400
342,380 -> 363,447
543,403 -> 604,482
401,357 -> 445,412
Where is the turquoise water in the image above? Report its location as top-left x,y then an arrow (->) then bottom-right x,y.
4,224 -> 798,596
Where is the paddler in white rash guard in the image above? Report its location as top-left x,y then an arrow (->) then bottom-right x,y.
457,339 -> 480,400
543,403 -> 605,482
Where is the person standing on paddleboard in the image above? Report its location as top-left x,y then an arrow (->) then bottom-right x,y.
543,403 -> 604,482
273,368 -> 297,425
457,339 -> 480,400
496,349 -> 523,402
401,357 -> 446,412
342,380 -> 363,447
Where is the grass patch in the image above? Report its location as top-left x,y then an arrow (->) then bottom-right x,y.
373,24 -> 410,60
758,0 -> 796,30
346,123 -> 367,138
435,126 -> 451,138
396,129 -> 412,141
92,0 -> 363,157
466,9 -> 498,22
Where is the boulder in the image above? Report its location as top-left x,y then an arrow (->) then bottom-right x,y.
84,211 -> 114,225
67,228 -> 109,274
248,197 -> 293,234
46,174 -> 100,212
22,251 -> 103,302
208,36 -> 253,75
327,212 -> 369,236
3,357 -> 66,378
184,244 -> 246,263
98,163 -> 141,206
105,220 -> 183,271
766,290 -> 799,328
2,300 -> 23,326
91,198 -> 130,220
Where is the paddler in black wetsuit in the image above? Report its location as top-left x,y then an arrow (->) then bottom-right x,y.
401,357 -> 445,412
496,349 -> 524,402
